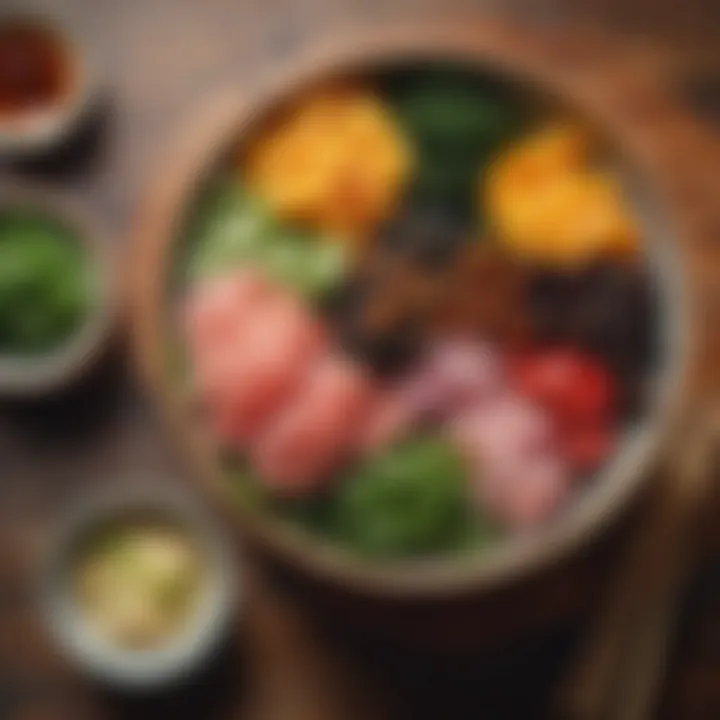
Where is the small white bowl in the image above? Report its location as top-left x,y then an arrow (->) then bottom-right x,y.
39,487 -> 238,690
0,186 -> 116,398
0,11 -> 99,156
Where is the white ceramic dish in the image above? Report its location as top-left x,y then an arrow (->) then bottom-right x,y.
39,486 -> 238,690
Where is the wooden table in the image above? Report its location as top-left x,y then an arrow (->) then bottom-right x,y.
1,2 -> 720,718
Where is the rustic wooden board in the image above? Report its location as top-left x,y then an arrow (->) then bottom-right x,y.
1,2 -> 720,719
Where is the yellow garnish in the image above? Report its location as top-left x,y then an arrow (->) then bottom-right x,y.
245,87 -> 412,243
485,124 -> 639,267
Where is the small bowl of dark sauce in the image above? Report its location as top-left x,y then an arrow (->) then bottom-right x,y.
0,13 -> 96,156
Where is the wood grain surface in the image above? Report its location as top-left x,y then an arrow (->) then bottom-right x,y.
1,2 -> 720,719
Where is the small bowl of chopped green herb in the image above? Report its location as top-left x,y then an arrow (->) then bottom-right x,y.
0,187 -> 115,396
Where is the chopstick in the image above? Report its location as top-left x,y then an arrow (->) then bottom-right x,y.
559,407 -> 720,720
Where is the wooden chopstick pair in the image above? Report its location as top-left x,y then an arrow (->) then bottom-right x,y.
560,408 -> 720,720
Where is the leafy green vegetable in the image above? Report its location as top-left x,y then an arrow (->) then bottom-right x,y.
335,437 -> 471,557
187,180 -> 345,299
387,69 -> 525,211
0,211 -> 89,354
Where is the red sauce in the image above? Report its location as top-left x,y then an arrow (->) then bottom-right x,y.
0,22 -> 71,118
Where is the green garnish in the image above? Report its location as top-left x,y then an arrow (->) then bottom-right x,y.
334,437 -> 472,557
387,68 -> 525,211
0,210 -> 89,354
187,180 -> 345,299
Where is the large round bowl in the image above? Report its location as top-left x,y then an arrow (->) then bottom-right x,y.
130,22 -> 696,614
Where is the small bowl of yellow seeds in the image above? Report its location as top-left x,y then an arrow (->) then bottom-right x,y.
40,487 -> 237,689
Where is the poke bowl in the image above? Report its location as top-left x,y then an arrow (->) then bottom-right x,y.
131,25 -> 689,602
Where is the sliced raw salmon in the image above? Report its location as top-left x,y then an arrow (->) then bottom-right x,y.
253,354 -> 375,494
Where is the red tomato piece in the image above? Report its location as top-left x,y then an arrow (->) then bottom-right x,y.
510,348 -> 615,425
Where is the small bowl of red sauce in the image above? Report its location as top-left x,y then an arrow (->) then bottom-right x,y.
0,14 -> 96,155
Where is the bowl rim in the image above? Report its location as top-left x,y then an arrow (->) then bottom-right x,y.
38,484 -> 238,688
0,184 -> 117,397
130,21 -> 693,599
